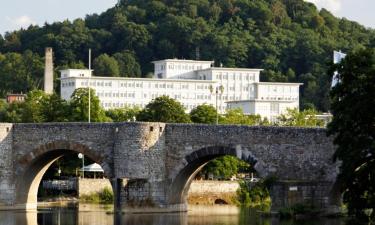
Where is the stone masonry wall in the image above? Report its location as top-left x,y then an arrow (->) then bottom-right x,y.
0,123 -> 15,205
270,181 -> 335,209
0,122 -> 340,211
113,123 -> 167,207
78,178 -> 112,197
12,123 -> 117,176
187,180 -> 240,205
165,124 -> 338,182
188,180 -> 240,194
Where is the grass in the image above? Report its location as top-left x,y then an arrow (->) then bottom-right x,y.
80,187 -> 114,204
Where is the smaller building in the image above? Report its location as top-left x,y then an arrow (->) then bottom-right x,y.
227,82 -> 302,122
6,94 -> 26,104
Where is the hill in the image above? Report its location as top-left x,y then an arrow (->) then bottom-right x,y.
0,0 -> 374,111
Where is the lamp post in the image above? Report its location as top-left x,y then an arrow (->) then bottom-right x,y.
88,48 -> 91,123
78,153 -> 84,178
210,85 -> 224,125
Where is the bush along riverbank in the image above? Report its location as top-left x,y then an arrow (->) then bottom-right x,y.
79,187 -> 114,204
278,203 -> 322,219
235,180 -> 271,211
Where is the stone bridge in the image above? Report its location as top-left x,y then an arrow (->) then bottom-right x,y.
0,122 -> 340,213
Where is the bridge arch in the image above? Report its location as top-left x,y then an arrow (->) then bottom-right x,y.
167,145 -> 267,205
14,140 -> 113,209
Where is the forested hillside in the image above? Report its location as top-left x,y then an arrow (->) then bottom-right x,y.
0,0 -> 374,111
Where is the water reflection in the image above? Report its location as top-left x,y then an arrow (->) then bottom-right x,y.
0,204 -> 347,225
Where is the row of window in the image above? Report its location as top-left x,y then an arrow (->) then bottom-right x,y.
62,81 -> 75,87
68,80 -> 262,92
97,92 -> 136,98
96,91 -> 250,101
120,82 -> 143,88
80,81 -> 112,87
161,63 -> 206,71
260,97 -> 298,101
214,73 -> 256,81
102,102 -> 145,108
264,86 -> 298,93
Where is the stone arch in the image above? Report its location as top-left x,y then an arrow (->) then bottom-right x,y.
167,146 -> 261,205
14,140 -> 113,210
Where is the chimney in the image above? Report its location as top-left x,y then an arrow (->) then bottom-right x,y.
44,47 -> 54,94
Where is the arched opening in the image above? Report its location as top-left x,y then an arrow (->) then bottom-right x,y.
15,143 -> 114,210
168,146 -> 268,208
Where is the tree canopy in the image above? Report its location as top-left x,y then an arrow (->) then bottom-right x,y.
0,0 -> 374,111
105,107 -> 141,122
277,108 -> 324,127
328,48 -> 375,222
190,104 -> 217,124
69,88 -> 110,122
136,95 -> 191,123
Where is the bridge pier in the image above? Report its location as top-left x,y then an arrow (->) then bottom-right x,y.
270,180 -> 341,214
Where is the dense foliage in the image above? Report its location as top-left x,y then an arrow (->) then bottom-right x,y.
203,155 -> 251,180
0,88 -> 111,123
220,108 -> 269,125
1,0 -> 374,111
236,181 -> 270,209
277,108 -> 324,127
136,95 -> 191,123
328,48 -> 375,222
190,104 -> 218,124
105,107 -> 141,122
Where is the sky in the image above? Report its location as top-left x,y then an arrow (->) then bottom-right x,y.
0,0 -> 374,35
0,0 -> 117,35
305,0 -> 375,28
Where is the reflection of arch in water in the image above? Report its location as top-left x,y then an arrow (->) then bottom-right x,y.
167,146 -> 262,205
15,140 -> 113,210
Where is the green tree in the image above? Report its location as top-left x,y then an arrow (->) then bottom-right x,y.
113,51 -> 141,77
328,48 -> 375,222
221,108 -> 268,125
203,156 -> 251,180
93,54 -> 120,76
69,88 -> 109,122
136,96 -> 190,123
190,104 -> 217,124
105,107 -> 141,122
277,108 -> 324,127
41,93 -> 70,122
21,90 -> 48,123
0,99 -> 7,121
2,102 -> 24,123
0,51 -> 43,97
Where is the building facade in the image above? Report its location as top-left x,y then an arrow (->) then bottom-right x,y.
60,59 -> 302,120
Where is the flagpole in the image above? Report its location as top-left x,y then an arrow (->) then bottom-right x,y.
88,49 -> 91,123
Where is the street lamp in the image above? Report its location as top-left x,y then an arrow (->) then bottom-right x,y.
78,153 -> 85,178
209,85 -> 224,125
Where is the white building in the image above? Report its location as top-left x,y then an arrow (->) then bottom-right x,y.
60,59 -> 302,121
226,82 -> 301,122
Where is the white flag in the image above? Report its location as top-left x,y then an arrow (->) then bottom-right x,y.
332,51 -> 347,88
333,51 -> 347,64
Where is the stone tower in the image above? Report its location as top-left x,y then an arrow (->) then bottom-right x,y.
44,47 -> 54,94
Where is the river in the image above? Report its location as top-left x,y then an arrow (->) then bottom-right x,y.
0,204 -> 346,225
